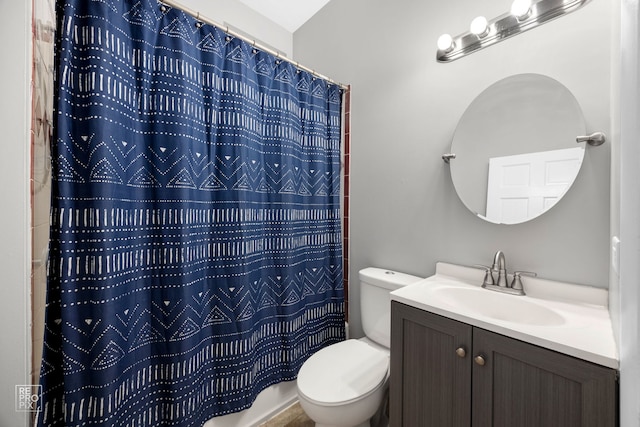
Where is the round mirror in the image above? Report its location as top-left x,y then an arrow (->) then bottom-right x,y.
449,74 -> 586,225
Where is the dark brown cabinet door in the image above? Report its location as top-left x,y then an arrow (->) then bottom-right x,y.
390,302 -> 472,427
471,328 -> 618,427
391,302 -> 619,427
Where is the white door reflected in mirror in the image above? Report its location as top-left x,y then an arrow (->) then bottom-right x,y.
484,147 -> 584,224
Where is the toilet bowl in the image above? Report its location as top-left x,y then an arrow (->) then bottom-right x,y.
297,339 -> 388,427
296,268 -> 424,427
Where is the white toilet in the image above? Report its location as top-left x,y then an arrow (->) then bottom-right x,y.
296,267 -> 423,427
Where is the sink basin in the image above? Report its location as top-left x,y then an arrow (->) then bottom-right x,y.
433,286 -> 565,326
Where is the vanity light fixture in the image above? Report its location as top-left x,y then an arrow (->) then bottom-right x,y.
437,34 -> 455,53
436,0 -> 593,62
511,0 -> 533,20
469,16 -> 490,39
470,16 -> 490,38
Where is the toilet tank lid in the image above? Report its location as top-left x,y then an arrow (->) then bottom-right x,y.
358,267 -> 424,290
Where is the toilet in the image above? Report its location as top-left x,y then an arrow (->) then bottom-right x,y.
296,267 -> 424,427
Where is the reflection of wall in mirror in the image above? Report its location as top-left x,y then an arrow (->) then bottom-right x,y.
485,147 -> 584,224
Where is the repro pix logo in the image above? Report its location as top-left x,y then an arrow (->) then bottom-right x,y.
15,385 -> 42,412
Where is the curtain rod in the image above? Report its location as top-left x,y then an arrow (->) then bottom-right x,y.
158,0 -> 349,90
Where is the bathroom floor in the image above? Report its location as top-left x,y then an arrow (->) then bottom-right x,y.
260,402 -> 313,427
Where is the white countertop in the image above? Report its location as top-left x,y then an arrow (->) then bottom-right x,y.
390,262 -> 619,369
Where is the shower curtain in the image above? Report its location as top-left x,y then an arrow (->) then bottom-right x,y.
37,1 -> 345,425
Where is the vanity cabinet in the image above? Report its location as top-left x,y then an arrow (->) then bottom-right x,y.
390,301 -> 618,427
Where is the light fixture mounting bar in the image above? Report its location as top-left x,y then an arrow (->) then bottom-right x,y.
437,0 -> 593,63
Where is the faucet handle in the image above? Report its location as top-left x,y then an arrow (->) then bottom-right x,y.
473,264 -> 495,288
510,271 -> 537,293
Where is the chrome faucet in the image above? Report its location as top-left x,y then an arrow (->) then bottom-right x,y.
491,250 -> 508,288
475,251 -> 536,296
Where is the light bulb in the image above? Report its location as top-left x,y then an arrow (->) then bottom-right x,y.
470,16 -> 489,38
437,34 -> 455,52
511,0 -> 532,20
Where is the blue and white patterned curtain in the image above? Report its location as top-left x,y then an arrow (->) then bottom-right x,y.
38,0 -> 345,425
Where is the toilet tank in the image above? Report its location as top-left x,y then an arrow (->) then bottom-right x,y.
359,268 -> 424,349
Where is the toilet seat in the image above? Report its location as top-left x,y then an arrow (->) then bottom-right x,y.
297,339 -> 389,407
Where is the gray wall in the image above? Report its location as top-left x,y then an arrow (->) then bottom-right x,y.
294,0 -> 613,338
0,1 -> 32,426
180,0 -> 294,57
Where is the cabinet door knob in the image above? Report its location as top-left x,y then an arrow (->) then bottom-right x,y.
455,347 -> 466,358
474,355 -> 486,366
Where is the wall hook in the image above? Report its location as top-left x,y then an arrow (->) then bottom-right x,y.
576,131 -> 606,146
